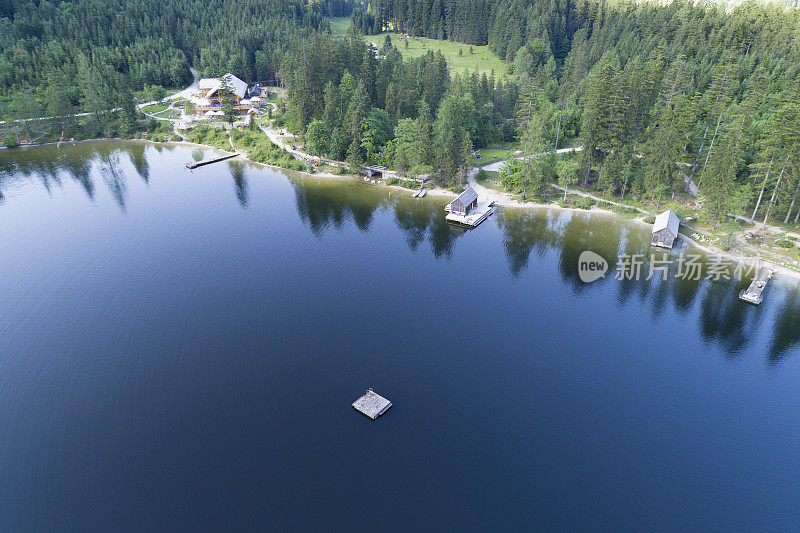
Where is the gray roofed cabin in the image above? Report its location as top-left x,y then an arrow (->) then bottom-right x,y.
450,187 -> 478,216
651,209 -> 680,249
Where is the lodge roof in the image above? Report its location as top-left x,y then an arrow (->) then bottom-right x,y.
198,77 -> 218,90
221,73 -> 248,99
204,73 -> 248,99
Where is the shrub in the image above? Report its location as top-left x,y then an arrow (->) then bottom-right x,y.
186,125 -> 231,151
643,216 -> 656,224
229,127 -> 299,168
2,133 -> 19,148
573,196 -> 596,210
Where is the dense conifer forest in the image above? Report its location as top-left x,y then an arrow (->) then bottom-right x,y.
2,0 -> 800,226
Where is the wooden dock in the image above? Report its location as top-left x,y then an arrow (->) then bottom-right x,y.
413,188 -> 427,198
739,266 -> 775,305
186,153 -> 237,169
352,389 -> 392,420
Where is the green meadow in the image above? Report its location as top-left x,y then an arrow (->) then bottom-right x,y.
328,16 -> 351,37
327,17 -> 508,78
371,33 -> 509,78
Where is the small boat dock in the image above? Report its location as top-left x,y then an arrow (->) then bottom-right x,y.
413,188 -> 427,198
186,153 -> 237,169
739,266 -> 775,305
445,201 -> 494,227
352,389 -> 392,420
444,186 -> 494,227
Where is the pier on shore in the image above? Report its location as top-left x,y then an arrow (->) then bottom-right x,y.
739,266 -> 775,305
186,153 -> 237,169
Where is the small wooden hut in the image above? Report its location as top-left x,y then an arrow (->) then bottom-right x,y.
651,209 -> 680,249
450,187 -> 478,216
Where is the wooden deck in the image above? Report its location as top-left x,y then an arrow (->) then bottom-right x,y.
739,266 -> 774,305
445,201 -> 495,227
186,153 -> 237,169
352,389 -> 392,420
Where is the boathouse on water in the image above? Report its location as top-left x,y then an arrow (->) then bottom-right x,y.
450,187 -> 478,216
651,209 -> 680,249
363,165 -> 387,178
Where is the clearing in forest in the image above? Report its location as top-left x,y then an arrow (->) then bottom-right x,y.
328,17 -> 351,37
326,18 -> 508,78
372,32 -> 509,78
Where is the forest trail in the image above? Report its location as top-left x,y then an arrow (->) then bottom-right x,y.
0,69 -> 199,127
732,214 -> 800,240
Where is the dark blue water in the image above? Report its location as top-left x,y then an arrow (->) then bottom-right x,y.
1,141 -> 799,531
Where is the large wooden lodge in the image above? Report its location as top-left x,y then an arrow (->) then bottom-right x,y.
196,73 -> 262,116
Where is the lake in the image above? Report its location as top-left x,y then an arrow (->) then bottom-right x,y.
1,141 -> 799,531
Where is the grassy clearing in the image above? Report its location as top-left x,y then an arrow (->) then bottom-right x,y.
475,148 -> 515,166
328,16 -> 351,37
326,17 -> 508,77
476,170 -> 504,191
142,103 -> 170,114
371,32 -> 509,78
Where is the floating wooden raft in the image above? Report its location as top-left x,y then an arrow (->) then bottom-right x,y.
739,266 -> 775,305
186,153 -> 237,169
352,389 -> 392,420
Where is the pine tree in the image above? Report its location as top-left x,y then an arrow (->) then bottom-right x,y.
702,108 -> 752,222
434,91 -> 473,186
644,56 -> 692,195
579,51 -> 621,184
344,80 -> 370,167
345,80 -> 369,137
76,54 -> 111,132
694,55 -> 736,186
415,99 -> 435,166
323,80 -> 339,129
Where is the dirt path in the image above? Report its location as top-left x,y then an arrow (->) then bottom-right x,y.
732,214 -> 800,240
466,168 -> 522,206
466,167 -> 649,215
256,107 -> 325,162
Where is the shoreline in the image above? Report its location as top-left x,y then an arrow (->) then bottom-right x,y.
5,136 -> 800,283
